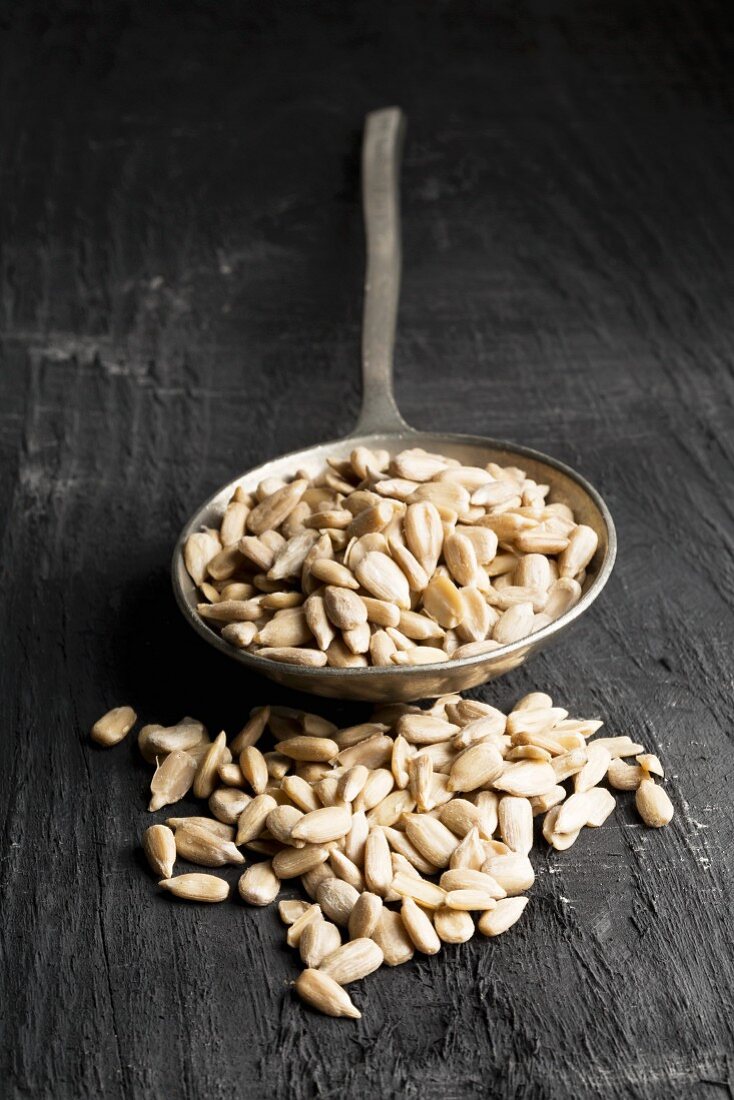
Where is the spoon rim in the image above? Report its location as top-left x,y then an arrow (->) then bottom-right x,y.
171,429 -> 617,679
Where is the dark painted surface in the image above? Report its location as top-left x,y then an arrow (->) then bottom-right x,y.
1,3 -> 733,1097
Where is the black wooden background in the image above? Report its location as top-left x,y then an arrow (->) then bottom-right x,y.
2,2 -> 733,1097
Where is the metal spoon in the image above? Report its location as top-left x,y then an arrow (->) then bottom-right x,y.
172,107 -> 616,702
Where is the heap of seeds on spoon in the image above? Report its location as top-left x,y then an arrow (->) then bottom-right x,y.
182,446 -> 598,667
92,693 -> 674,1020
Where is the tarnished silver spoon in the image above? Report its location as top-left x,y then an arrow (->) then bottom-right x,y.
172,107 -> 616,702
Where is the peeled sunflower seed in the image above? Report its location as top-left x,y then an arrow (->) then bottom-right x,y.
444,889 -> 498,911
448,743 -> 504,792
142,824 -> 176,879
403,814 -> 459,868
159,873 -> 229,903
364,828 -> 394,897
91,705 -> 137,747
144,717 -> 208,758
230,707 -> 271,754
239,746 -> 269,794
149,750 -> 198,812
498,796 -> 534,855
286,903 -> 323,947
300,919 -> 342,968
319,937 -> 384,985
478,896 -> 529,937
372,909 -> 415,966
396,714 -> 458,746
167,816 -> 235,840
481,853 -> 535,895
542,804 -> 580,850
400,897 -> 442,955
276,736 -> 339,762
390,870 -> 446,910
266,805 -> 306,847
291,805 -> 352,845
636,753 -> 664,778
574,744 -> 612,793
295,969 -> 361,1020
329,850 -> 365,892
607,758 -> 644,791
433,906 -> 474,944
439,868 -> 505,897
493,762 -> 557,798
235,793 -> 278,845
278,898 -> 311,926
209,787 -> 252,825
348,891 -> 383,940
175,823 -> 245,867
316,878 -> 361,927
193,732 -> 229,800
273,844 -> 331,880
636,779 -> 674,827
238,861 -> 281,906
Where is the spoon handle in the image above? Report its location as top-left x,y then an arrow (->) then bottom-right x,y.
351,107 -> 414,437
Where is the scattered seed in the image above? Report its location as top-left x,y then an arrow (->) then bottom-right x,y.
91,705 -> 137,747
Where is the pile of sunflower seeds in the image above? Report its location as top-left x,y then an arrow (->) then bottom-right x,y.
92,691 -> 674,1020
183,447 -> 599,667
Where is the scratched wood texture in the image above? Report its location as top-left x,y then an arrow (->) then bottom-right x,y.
1,2 -> 734,1097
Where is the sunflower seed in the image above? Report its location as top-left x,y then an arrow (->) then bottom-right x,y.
448,743 -> 504,792
493,602 -> 535,645
329,850 -> 365,892
142,824 -> 176,879
229,707 -> 271,754
294,968 -> 361,1019
159,873 -> 229,903
433,906 -> 474,944
238,861 -> 281,905
235,793 -> 278,845
607,758 -> 644,790
91,705 -> 137,747
257,647 -> 328,667
183,530 -> 221,586
403,813 -> 459,868
636,753 -> 664,778
209,787 -> 252,825
493,761 -> 557,797
558,524 -> 598,578
364,828 -> 394,897
396,714 -> 458,746
498,796 -> 533,855
477,896 -> 529,937
481,853 -> 535,895
372,908 -> 415,966
355,551 -> 411,608
266,804 -> 306,847
247,479 -> 308,535
291,805 -> 352,845
319,938 -> 384,985
175,823 -> 245,867
273,844 -> 331,880
542,804 -> 580,850
149,750 -> 198,812
276,736 -> 339,762
390,869 -> 446,909
316,878 -> 360,927
279,899 -> 311,926
636,779 -> 674,827
300,919 -> 342,968
167,816 -> 235,840
239,745 -> 269,794
348,891 -> 383,939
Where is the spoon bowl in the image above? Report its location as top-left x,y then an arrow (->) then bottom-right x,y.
172,109 -> 616,702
